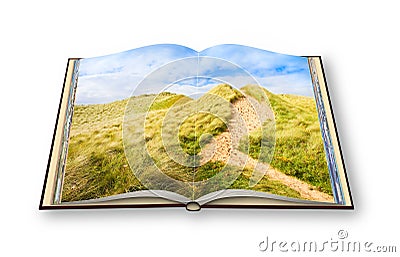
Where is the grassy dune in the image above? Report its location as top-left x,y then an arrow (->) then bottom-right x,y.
195,161 -> 301,198
62,87 -> 241,201
178,84 -> 242,155
241,85 -> 332,194
62,84 -> 330,202
63,93 -> 192,201
62,98 -> 144,202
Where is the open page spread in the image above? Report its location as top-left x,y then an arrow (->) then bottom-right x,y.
48,44 -> 350,208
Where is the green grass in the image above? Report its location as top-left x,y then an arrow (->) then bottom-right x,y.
240,85 -> 332,195
148,92 -> 191,111
194,161 -> 301,198
230,171 -> 302,199
143,84 -> 241,174
62,99 -> 146,202
178,112 -> 227,155
62,83 -> 328,202
63,85 -> 246,201
194,161 -> 226,181
177,84 -> 243,155
207,83 -> 242,102
142,108 -> 195,183
62,93 -> 192,201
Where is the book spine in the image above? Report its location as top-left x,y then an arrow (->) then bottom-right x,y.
308,58 -> 345,205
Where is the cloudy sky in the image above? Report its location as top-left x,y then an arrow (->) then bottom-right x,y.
75,44 -> 313,104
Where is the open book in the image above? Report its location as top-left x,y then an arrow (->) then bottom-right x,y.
40,44 -> 353,210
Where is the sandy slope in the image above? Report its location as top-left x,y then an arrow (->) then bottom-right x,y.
200,95 -> 333,202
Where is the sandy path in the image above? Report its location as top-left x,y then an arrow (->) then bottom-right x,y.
200,96 -> 333,202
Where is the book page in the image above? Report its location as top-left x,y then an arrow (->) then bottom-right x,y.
55,44 -> 344,206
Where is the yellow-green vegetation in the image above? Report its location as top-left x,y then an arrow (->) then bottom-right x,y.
144,84 -> 242,177
241,85 -> 332,195
63,85 -> 244,201
63,93 -> 192,201
207,83 -> 242,102
230,168 -> 302,199
194,161 -> 302,199
148,92 -> 190,111
178,84 -> 243,155
62,98 -> 145,202
62,83 -> 330,202
178,112 -> 226,155
141,105 -> 195,183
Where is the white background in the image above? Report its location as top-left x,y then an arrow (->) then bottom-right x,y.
1,1 -> 399,256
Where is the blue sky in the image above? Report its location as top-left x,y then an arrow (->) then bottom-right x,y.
76,44 -> 196,104
200,45 -> 313,97
75,44 -> 313,104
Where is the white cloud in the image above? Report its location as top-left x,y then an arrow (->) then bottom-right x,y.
167,83 -> 219,98
257,73 -> 314,97
74,44 -> 315,105
75,73 -> 143,104
75,45 -> 197,104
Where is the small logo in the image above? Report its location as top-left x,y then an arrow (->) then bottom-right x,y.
337,229 -> 348,239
